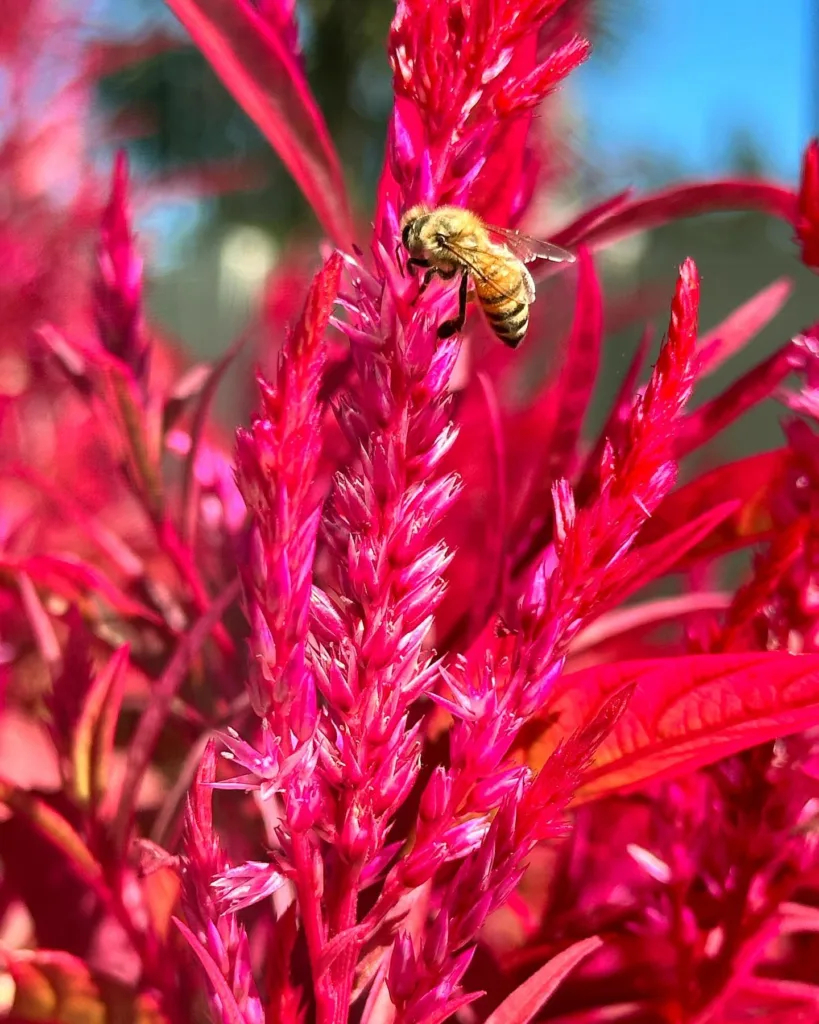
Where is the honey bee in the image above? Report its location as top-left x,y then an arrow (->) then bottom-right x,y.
399,204 -> 575,348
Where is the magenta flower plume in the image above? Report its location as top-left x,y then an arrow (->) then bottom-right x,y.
9,4 -> 819,1024
235,250 -> 343,719
177,742 -> 264,1024
381,0 -> 589,233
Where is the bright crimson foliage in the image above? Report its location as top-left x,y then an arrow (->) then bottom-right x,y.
1,3 -> 819,1024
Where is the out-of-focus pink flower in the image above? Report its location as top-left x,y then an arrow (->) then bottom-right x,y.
94,152 -> 147,382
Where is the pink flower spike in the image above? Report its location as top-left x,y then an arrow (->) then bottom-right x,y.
94,150 -> 147,382
797,138 -> 819,271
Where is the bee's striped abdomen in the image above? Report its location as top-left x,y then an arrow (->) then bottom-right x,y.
477,273 -> 529,348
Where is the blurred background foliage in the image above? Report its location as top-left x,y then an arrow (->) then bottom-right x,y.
98,0 -> 817,453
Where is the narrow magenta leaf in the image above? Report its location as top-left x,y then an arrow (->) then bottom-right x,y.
697,277 -> 793,377
545,247 -> 603,477
606,500 -> 741,606
639,450 -> 786,563
468,371 -> 507,636
174,917 -> 248,1024
553,181 -> 798,252
420,993 -> 484,1024
164,0 -> 353,247
111,578 -> 241,847
178,331 -> 247,545
675,345 -> 798,457
571,592 -> 732,655
484,937 -> 603,1024
542,653 -> 819,801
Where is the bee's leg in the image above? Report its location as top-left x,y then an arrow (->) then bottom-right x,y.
407,259 -> 438,306
437,271 -> 469,339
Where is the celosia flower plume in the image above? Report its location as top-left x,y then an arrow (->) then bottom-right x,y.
4,3 -> 819,1024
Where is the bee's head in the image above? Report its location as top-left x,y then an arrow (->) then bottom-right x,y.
399,204 -> 430,254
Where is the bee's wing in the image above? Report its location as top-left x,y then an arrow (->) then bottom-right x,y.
484,223 -> 576,265
438,239 -> 523,301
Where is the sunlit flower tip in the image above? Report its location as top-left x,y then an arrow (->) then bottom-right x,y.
387,932 -> 418,1005
552,479 -> 576,548
457,891 -> 494,940
442,817 -> 491,861
797,139 -> 819,271
419,766 -> 452,824
284,773 -> 322,831
339,803 -> 375,861
518,657 -> 565,717
497,35 -> 591,113
211,861 -> 287,914
469,768 -> 529,812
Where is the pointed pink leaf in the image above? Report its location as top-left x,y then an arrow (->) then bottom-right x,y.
178,331 -> 247,545
573,324 -> 653,508
638,450 -> 787,559
675,344 -> 799,457
606,500 -> 741,607
164,0 -> 352,247
553,181 -> 797,252
539,653 -> 819,802
571,592 -> 732,655
484,938 -> 603,1024
419,992 -> 483,1024
173,917 -> 248,1024
697,278 -> 793,377
18,573 -> 61,672
111,578 -> 241,847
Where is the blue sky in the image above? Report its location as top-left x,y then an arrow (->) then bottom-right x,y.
575,0 -> 813,183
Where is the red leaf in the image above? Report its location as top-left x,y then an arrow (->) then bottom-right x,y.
571,592 -> 732,656
543,247 -> 603,478
12,465 -> 145,579
675,344 -> 798,457
697,277 -> 793,378
638,450 -> 787,558
553,181 -> 798,252
537,653 -> 819,802
165,0 -> 352,247
483,937 -> 603,1024
604,500 -> 741,608
0,780 -> 104,890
